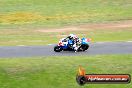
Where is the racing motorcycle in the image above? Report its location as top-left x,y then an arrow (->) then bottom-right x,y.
54,38 -> 91,52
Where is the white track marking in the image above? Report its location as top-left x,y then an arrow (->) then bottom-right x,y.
48,44 -> 54,45
17,45 -> 25,46
127,41 -> 132,42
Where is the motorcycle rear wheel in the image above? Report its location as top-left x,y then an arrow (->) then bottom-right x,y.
79,44 -> 89,51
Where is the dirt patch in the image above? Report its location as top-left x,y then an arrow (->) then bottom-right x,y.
79,20 -> 132,30
37,27 -> 81,32
36,20 -> 132,33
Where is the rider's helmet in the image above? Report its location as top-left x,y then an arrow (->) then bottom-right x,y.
68,34 -> 75,39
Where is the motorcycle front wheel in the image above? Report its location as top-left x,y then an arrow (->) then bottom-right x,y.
54,46 -> 62,52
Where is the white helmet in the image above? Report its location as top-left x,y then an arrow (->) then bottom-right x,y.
69,34 -> 75,39
69,34 -> 74,37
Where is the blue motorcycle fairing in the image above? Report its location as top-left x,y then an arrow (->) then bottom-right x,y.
60,39 -> 74,49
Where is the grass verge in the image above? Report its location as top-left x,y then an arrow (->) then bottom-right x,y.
0,28 -> 132,46
0,55 -> 132,88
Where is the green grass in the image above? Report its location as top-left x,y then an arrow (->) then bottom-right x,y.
0,0 -> 132,28
0,28 -> 131,46
0,55 -> 132,88
0,0 -> 132,46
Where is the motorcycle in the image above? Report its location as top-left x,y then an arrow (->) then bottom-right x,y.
54,38 -> 91,52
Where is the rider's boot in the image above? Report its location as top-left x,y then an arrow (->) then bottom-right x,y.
74,46 -> 78,52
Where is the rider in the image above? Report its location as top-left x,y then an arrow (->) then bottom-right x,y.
73,36 -> 81,52
66,34 -> 81,52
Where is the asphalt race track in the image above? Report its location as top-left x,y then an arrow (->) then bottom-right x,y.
0,42 -> 132,58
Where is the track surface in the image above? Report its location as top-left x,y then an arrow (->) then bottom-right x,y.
0,42 -> 132,58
